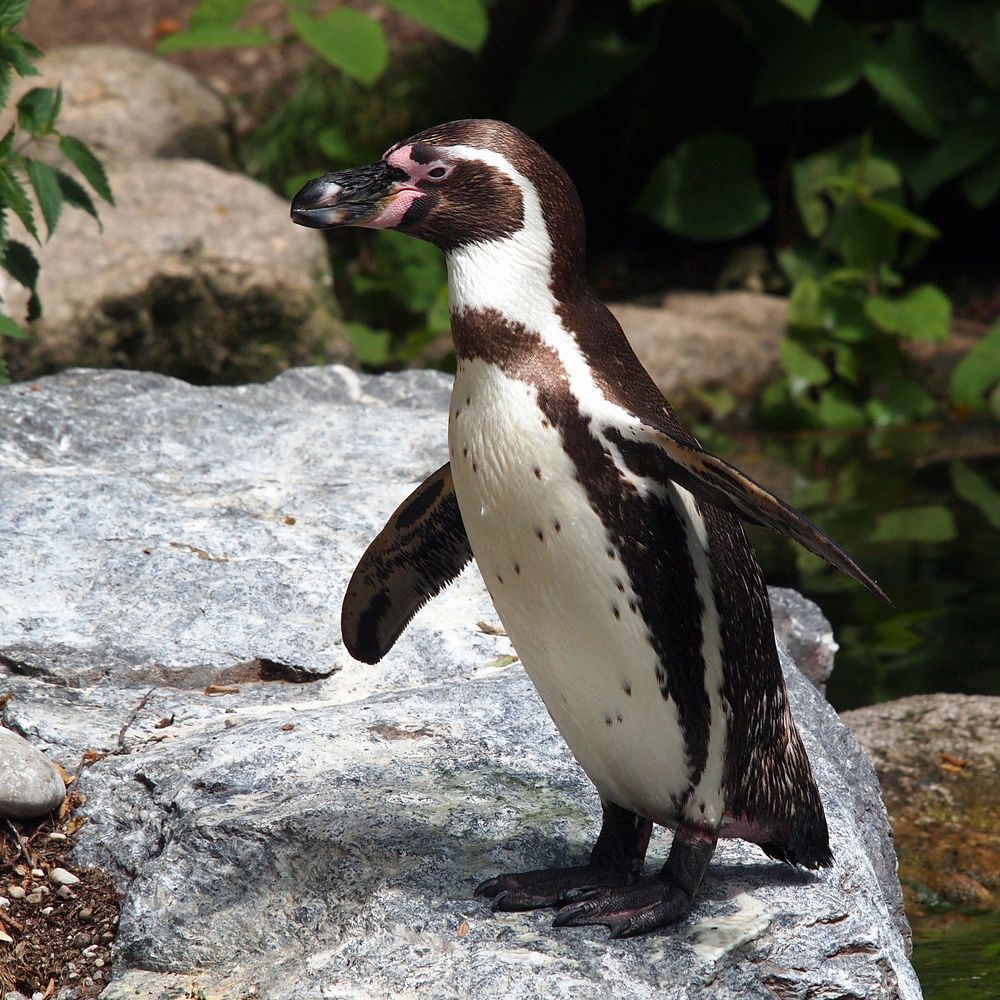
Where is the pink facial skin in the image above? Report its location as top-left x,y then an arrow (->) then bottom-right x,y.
361,142 -> 456,228
359,188 -> 424,229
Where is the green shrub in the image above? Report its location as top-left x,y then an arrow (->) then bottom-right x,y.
0,0 -> 112,384
162,0 -> 1000,420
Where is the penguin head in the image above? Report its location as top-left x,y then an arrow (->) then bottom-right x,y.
291,119 -> 584,258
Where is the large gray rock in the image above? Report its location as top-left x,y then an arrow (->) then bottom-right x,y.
0,369 -> 920,999
0,727 -> 66,819
0,159 -> 350,384
3,45 -> 231,166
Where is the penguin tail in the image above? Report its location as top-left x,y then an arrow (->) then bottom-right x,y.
760,800 -> 833,870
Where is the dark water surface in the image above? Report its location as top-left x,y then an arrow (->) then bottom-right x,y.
727,422 -> 1000,998
728,423 -> 1000,709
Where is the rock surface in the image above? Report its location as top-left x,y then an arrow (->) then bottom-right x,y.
0,159 -> 349,384
844,694 -> 1000,915
3,45 -> 231,166
609,292 -> 788,412
0,368 -> 921,999
767,587 -> 839,693
0,728 -> 66,819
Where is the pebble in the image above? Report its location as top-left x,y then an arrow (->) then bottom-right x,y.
80,907 -> 93,921
0,729 -> 66,819
25,890 -> 42,904
94,958 -> 105,969
47,831 -> 67,841
49,867 -> 80,886
56,885 -> 75,899
40,906 -> 53,915
0,929 -> 12,944
0,896 -> 8,909
30,868 -> 43,878
13,865 -> 27,877
8,886 -> 25,899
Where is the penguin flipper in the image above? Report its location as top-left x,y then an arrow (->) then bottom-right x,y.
632,424 -> 890,604
341,462 -> 472,663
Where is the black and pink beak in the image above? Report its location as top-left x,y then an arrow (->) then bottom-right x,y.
290,160 -> 422,230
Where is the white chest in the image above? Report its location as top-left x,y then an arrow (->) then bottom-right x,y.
447,359 -> 692,823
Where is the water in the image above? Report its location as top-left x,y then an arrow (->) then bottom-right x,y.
724,422 -> 1000,998
725,423 -> 1000,709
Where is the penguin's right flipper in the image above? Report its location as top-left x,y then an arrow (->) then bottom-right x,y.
341,462 -> 472,664
628,423 -> 890,604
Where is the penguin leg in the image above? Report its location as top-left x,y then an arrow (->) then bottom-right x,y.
553,823 -> 718,938
475,801 -> 653,912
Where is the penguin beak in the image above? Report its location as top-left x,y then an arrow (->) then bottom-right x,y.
290,161 -> 416,230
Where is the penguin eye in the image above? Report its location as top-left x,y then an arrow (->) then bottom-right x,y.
427,165 -> 449,180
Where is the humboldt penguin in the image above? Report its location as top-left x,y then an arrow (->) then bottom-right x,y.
291,119 -> 887,938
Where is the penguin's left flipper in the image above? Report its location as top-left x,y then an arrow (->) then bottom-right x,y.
341,462 -> 472,664
628,423 -> 890,604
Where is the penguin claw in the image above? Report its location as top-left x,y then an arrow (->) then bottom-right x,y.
558,886 -> 603,905
473,865 -> 631,911
552,879 -> 693,937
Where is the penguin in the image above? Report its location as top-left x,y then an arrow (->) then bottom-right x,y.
290,119 -> 888,938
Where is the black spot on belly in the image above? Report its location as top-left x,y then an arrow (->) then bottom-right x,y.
541,418 -> 550,429
514,562 -> 521,575
466,396 -> 471,405
462,447 -> 468,457
616,579 -> 625,592
534,466 -> 542,479
612,606 -> 620,620
472,461 -> 478,473
629,600 -> 638,614
623,682 -> 632,696
497,574 -> 504,585
606,547 -> 615,559
553,519 -> 561,532
604,716 -> 613,727
535,528 -> 544,542
617,713 -> 623,723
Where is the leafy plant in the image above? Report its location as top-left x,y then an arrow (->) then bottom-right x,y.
0,0 -> 113,383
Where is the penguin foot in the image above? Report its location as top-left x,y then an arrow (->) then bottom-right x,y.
552,876 -> 692,937
475,864 -> 630,912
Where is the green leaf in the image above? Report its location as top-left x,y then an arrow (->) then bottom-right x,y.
924,0 -> 1000,88
949,318 -> 1000,408
509,29 -> 644,134
864,285 -> 951,341
863,198 -> 940,239
0,353 -> 9,383
780,338 -> 830,391
289,8 -> 388,85
0,314 -> 28,340
816,386 -> 866,429
26,159 -> 62,238
1,237 -> 39,319
756,8 -> 871,103
792,150 -> 840,237
637,133 -> 772,241
58,135 -> 113,204
189,0 -> 251,27
346,321 -> 392,367
157,24 -> 273,52
16,86 -> 57,136
0,166 -> 37,241
905,121 -> 1000,201
0,60 -> 10,112
381,0 -> 487,53
629,0 -> 664,10
961,145 -> 1000,209
0,0 -> 29,31
787,276 -> 823,329
875,371 -> 935,423
0,36 -> 41,78
951,461 -> 1000,530
0,125 -> 14,159
872,505 -> 956,543
776,0 -> 822,22
54,167 -> 99,222
827,201 -> 897,269
863,24 -> 955,139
